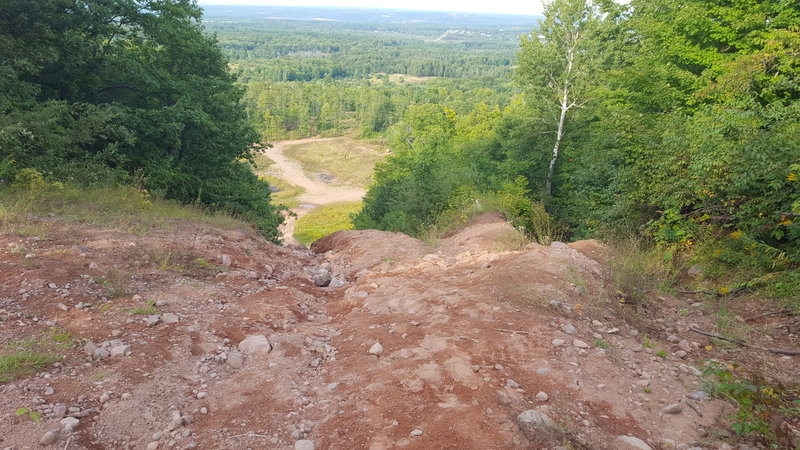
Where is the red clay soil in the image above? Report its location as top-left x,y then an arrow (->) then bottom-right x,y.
1,213 -> 797,449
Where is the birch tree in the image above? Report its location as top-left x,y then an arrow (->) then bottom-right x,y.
516,0 -> 600,196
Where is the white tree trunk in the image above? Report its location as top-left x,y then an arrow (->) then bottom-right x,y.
545,43 -> 576,197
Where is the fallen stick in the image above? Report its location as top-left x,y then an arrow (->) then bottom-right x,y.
684,399 -> 703,417
64,436 -> 73,450
689,328 -> 800,356
494,328 -> 532,335
229,433 -> 272,439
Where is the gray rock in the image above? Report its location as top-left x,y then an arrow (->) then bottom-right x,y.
239,335 -> 272,355
60,417 -> 79,431
536,392 -> 549,402
53,404 -> 67,418
226,351 -> 244,369
661,403 -> 683,414
506,379 -> 520,389
536,367 -> 552,376
39,429 -> 60,446
221,254 -> 233,267
327,383 -> 338,391
615,435 -> 653,450
310,270 -> 332,287
162,313 -> 179,324
110,345 -> 129,357
99,393 -> 110,403
678,340 -> 692,352
517,409 -> 556,432
410,429 -> 424,437
686,390 -> 707,401
563,324 -> 577,335
573,339 -> 589,349
144,315 -> 161,327
368,341 -> 383,355
83,341 -> 97,355
196,392 -> 208,399
44,386 -> 54,396
146,442 -> 159,450
295,440 -> 315,450
551,339 -> 565,346
666,335 -> 679,343
93,347 -> 110,359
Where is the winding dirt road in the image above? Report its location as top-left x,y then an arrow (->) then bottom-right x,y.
263,138 -> 366,245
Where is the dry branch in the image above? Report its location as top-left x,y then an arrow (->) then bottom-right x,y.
689,328 -> 800,356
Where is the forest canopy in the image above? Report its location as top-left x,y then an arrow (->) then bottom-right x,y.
0,0 -> 282,241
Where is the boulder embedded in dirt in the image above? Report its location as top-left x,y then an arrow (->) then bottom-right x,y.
516,409 -> 556,433
615,435 -> 653,450
238,335 -> 272,355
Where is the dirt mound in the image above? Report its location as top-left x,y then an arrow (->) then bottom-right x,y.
311,229 -> 424,276
3,213 -> 793,449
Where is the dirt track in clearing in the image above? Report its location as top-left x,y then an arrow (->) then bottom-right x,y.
263,138 -> 366,245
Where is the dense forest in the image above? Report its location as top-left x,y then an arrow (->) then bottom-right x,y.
0,0 -> 282,241
353,0 -> 800,285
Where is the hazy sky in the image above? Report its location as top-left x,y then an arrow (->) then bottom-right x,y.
197,0 -> 544,16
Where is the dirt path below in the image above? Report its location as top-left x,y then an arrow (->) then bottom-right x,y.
264,138 -> 366,245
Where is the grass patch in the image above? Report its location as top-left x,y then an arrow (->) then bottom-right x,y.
261,175 -> 305,208
609,238 -> 679,308
0,352 -> 58,383
0,183 -> 248,235
128,300 -> 159,315
282,137 -> 385,188
294,201 -> 362,246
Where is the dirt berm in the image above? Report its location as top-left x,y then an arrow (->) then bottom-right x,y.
0,213 -> 741,449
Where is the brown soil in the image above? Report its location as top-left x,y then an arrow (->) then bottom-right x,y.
1,213 -> 797,449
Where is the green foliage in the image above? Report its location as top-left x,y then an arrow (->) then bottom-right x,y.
610,238 -> 678,306
128,300 -> 159,316
0,0 -> 282,241
703,361 -> 800,444
0,353 -> 58,383
294,201 -> 362,246
14,407 -> 42,422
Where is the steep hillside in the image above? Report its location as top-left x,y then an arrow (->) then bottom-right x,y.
1,211 -> 797,449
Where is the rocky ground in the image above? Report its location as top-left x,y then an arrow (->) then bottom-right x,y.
1,213 -> 797,449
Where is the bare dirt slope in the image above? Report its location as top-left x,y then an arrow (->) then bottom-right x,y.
2,213 -> 793,449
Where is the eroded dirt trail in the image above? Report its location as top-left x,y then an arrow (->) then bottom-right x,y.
263,139 -> 366,245
2,213 -> 781,450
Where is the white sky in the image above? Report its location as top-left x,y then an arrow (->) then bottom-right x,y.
197,0 -> 544,16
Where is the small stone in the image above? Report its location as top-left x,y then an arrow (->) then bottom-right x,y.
591,320 -> 604,328
199,407 -> 208,414
686,391 -> 707,401
132,294 -> 142,301
551,339 -> 565,346
89,262 -> 99,269
60,417 -> 79,431
295,440 -> 315,450
677,340 -> 692,352
111,330 -> 122,337
658,438 -> 677,449
615,435 -> 653,450
536,367 -> 551,376
494,364 -> 505,371
196,392 -> 207,399
83,341 -> 97,355
536,392 -> 549,402
636,380 -> 650,387
53,404 -> 67,418
93,348 -> 110,359
44,386 -> 54,396
666,335 -> 679,343
221,254 -> 233,267
368,341 -> 383,355
99,393 -> 110,403
562,324 -> 577,335
162,313 -> 179,324
110,345 -> 130,357
675,350 -> 687,359
239,335 -> 272,355
144,315 -> 161,327
155,300 -> 167,307
40,429 -> 60,445
153,431 -> 164,441
226,352 -> 244,369
410,429 -> 424,437
572,339 -> 589,349
506,379 -> 519,389
327,383 -> 338,391
146,442 -> 159,450
607,327 -> 620,334
517,409 -> 556,433
311,270 -> 332,287
661,403 -> 683,414
121,393 -> 132,400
